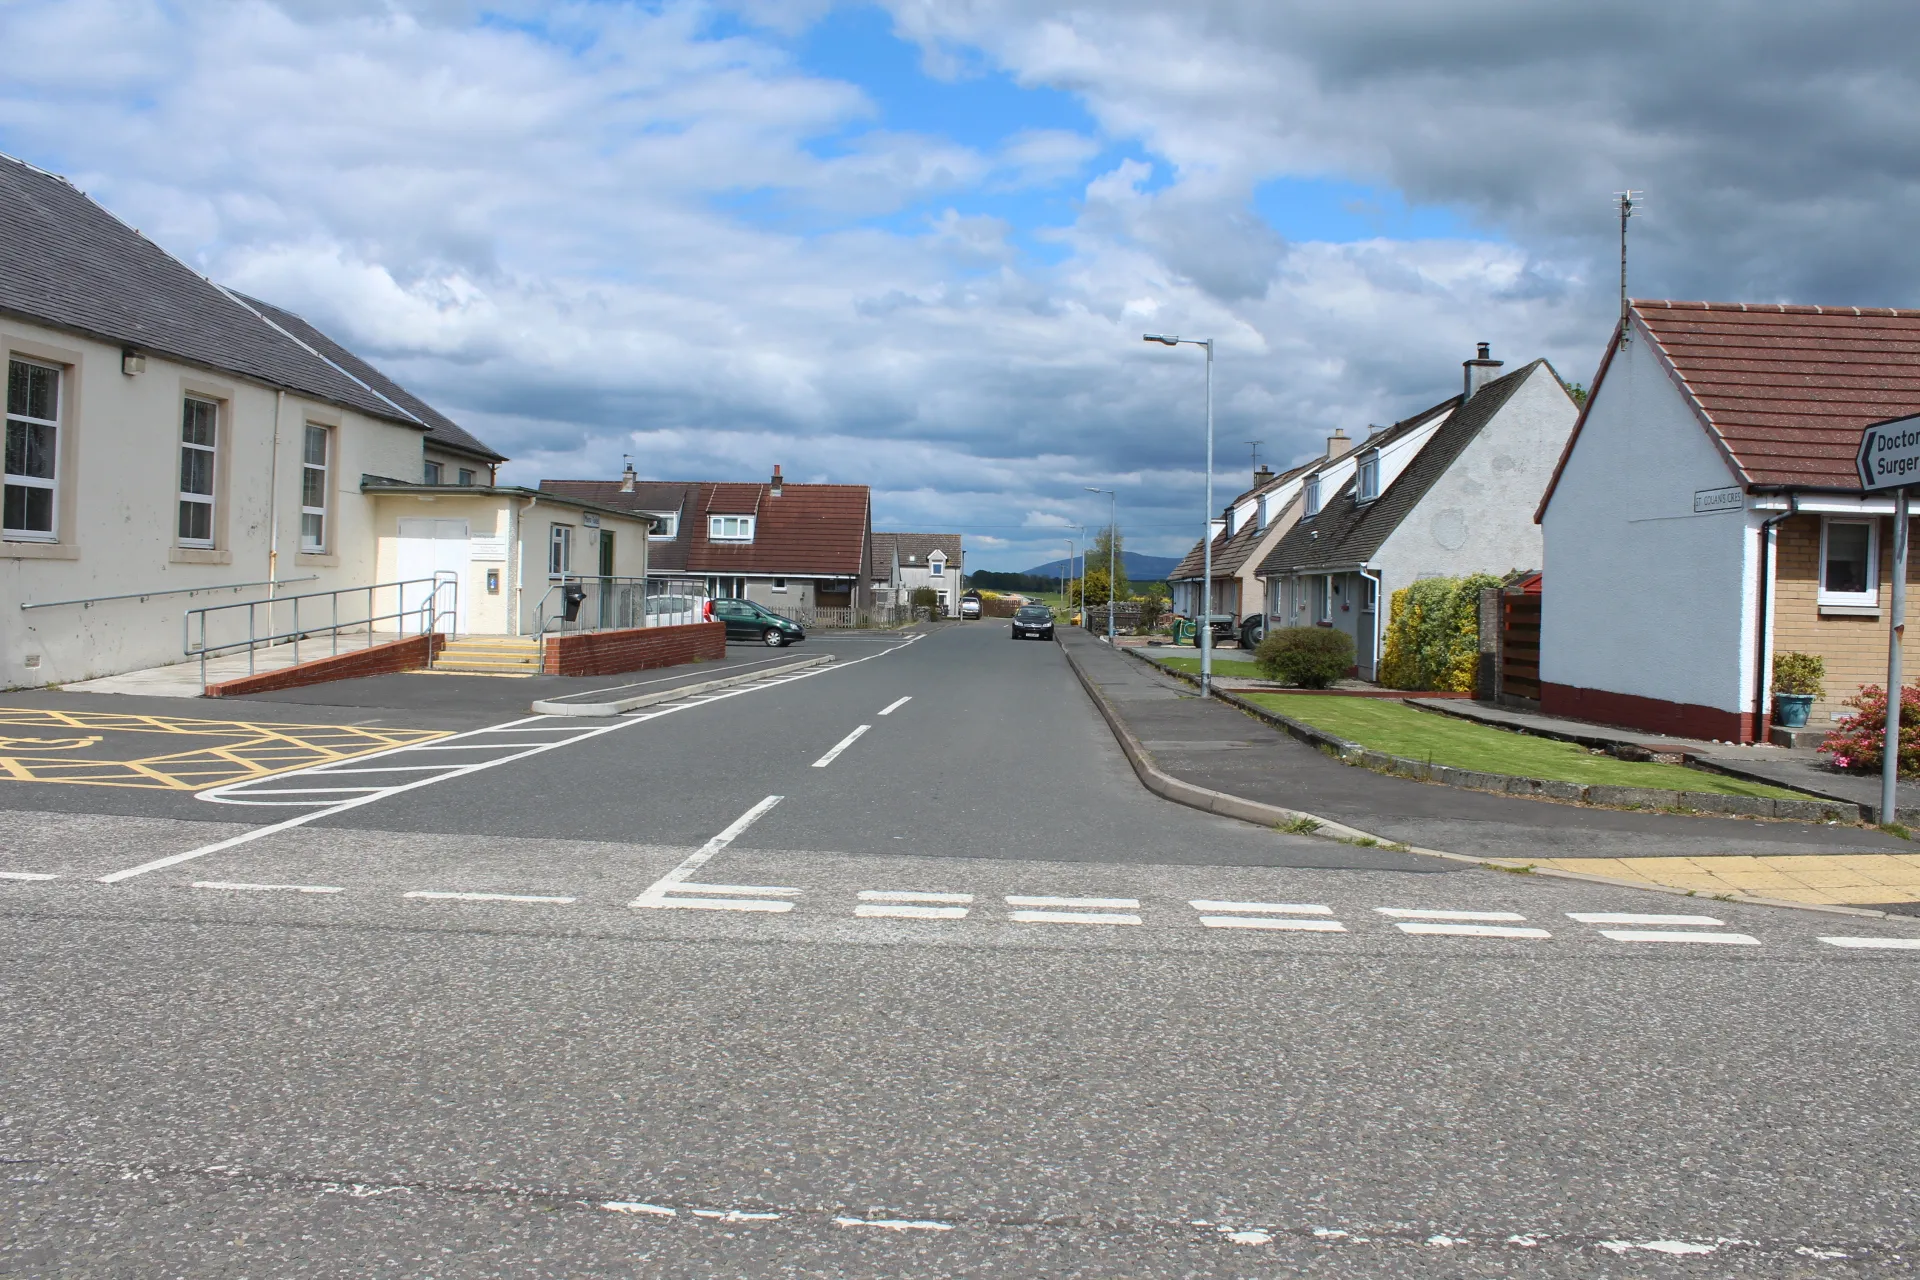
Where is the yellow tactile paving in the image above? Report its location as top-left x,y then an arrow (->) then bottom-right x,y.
1533,854 -> 1920,906
0,708 -> 447,791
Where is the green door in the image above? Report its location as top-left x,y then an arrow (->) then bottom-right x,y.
598,530 -> 615,627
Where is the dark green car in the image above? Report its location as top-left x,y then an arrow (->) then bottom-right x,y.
708,597 -> 806,647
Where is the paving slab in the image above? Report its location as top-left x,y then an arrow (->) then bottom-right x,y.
1058,627 -> 1912,864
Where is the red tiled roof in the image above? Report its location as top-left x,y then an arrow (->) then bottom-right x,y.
1637,300 -> 1920,488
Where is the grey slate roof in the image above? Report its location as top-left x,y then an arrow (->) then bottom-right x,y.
241,295 -> 505,463
0,152 -> 419,425
878,531 -> 962,571
1257,361 -> 1543,577
1169,456 -> 1325,582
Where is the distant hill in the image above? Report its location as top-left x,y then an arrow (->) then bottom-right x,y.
1022,551 -> 1180,580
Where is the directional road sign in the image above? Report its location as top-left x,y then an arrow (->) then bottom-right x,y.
1857,412 -> 1920,490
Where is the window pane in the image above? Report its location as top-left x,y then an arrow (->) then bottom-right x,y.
8,360 -> 57,421
180,447 -> 214,496
179,499 -> 212,542
304,425 -> 328,466
181,399 -> 216,446
6,421 -> 56,480
301,511 -> 324,547
4,483 -> 53,532
302,465 -> 326,510
1825,523 -> 1872,593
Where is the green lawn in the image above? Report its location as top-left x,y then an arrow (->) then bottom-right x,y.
1151,653 -> 1265,679
1243,695 -> 1810,800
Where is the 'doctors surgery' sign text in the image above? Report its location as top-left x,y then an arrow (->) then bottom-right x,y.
1857,414 -> 1920,491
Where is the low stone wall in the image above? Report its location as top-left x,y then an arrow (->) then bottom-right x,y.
542,621 -> 725,677
204,634 -> 443,698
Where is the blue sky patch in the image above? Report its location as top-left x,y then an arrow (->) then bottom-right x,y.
1253,177 -> 1490,244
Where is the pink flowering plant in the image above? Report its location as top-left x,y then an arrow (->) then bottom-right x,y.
1819,684 -> 1920,775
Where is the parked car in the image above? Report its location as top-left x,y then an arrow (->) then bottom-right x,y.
959,594 -> 982,619
706,597 -> 806,646
1010,604 -> 1055,641
645,594 -> 704,627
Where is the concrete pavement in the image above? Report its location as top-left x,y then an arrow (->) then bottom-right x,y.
3,620 -> 1919,1276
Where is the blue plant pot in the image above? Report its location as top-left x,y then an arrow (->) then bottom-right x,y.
1774,692 -> 1814,728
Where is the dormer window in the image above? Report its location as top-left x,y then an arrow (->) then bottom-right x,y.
646,512 -> 679,539
709,514 -> 754,541
1356,451 -> 1380,503
930,553 -> 945,577
1303,476 -> 1321,518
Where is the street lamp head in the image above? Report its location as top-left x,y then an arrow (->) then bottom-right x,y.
1142,333 -> 1180,345
1085,486 -> 1103,494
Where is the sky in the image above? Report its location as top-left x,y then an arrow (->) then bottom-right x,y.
2,0 -> 1917,569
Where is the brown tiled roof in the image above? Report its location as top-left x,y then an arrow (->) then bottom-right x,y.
1633,300 -> 1920,489
541,477 -> 869,576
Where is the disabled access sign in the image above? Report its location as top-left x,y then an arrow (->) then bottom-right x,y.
1857,413 -> 1920,490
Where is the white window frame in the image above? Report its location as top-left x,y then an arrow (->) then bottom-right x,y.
5,357 -> 61,542
930,555 -> 945,577
177,395 -> 218,548
423,460 -> 443,485
1303,476 -> 1321,518
549,523 -> 574,578
709,514 -> 754,541
1316,576 -> 1334,623
646,512 -> 678,539
771,577 -> 788,593
300,424 -> 331,553
1819,517 -> 1879,608
1356,451 -> 1380,503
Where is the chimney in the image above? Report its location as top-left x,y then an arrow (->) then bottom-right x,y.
770,464 -> 783,497
1463,341 -> 1504,400
1326,428 -> 1350,460
620,460 -> 636,493
1253,462 -> 1274,488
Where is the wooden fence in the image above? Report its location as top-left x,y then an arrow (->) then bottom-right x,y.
1500,593 -> 1542,703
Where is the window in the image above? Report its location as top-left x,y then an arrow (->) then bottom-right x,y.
549,523 -> 573,577
1316,576 -> 1334,623
930,557 -> 944,577
456,468 -> 475,486
5,358 -> 60,539
709,514 -> 754,541
423,460 -> 443,484
178,397 -> 217,547
1820,518 -> 1878,607
300,424 -> 330,552
1363,575 -> 1379,611
772,577 -> 788,593
1356,451 -> 1380,502
1303,476 -> 1321,518
646,512 -> 678,539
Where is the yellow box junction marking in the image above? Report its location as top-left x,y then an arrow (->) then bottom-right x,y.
1532,854 -> 1920,907
0,708 -> 448,791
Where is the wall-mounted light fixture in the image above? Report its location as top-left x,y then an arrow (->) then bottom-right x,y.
121,348 -> 146,376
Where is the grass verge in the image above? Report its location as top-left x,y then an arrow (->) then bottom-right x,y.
1241,694 -> 1810,800
1150,653 -> 1266,679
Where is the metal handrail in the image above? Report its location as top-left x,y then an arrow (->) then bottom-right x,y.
532,574 -> 656,635
183,573 -> 458,689
21,574 -> 319,612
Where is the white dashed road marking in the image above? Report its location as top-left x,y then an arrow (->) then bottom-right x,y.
1377,908 -> 1527,922
854,889 -> 971,919
877,696 -> 912,715
811,724 -> 871,768
832,1217 -> 953,1232
1007,895 -> 1139,910
1009,910 -> 1142,925
1599,929 -> 1761,945
1820,935 -> 1920,949
404,890 -> 576,905
1201,916 -> 1347,932
1190,900 -> 1333,915
1395,922 -> 1552,939
193,880 -> 343,894
0,871 -> 59,881
1568,912 -> 1724,926
630,795 -> 789,912
1007,895 -> 1142,925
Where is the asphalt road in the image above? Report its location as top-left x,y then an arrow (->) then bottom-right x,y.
3,621 -> 1918,1276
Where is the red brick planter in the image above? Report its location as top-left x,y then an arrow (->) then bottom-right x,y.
541,621 -> 726,677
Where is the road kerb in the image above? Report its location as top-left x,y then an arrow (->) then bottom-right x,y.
531,655 -> 833,717
1054,633 -> 1904,922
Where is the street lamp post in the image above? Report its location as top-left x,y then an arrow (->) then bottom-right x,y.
1085,488 -> 1117,643
1064,540 -> 1074,613
1143,333 -> 1216,697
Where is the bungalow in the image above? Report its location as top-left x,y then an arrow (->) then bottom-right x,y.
1167,430 -> 1357,638
1258,348 -> 1579,681
871,532 -> 964,614
1536,300 -> 1920,743
542,464 -> 873,616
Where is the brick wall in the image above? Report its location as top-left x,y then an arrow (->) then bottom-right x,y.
542,621 -> 726,677
1541,681 -> 1752,743
205,634 -> 444,698
1772,513 -> 1920,727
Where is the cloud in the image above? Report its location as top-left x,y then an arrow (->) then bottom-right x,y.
1,0 -> 1907,568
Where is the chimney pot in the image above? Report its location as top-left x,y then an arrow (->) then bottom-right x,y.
1253,462 -> 1275,488
620,459 -> 636,493
1326,428 -> 1350,460
1463,342 -> 1504,400
770,464 -> 783,496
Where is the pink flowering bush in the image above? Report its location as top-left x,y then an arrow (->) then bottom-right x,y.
1819,684 -> 1920,775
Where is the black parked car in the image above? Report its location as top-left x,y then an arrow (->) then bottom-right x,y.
707,598 -> 806,646
1010,604 -> 1055,641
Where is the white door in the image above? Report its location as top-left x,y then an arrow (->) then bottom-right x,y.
396,518 -> 470,634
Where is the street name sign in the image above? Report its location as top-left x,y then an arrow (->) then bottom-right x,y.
1856,413 -> 1920,490
1692,486 -> 1744,514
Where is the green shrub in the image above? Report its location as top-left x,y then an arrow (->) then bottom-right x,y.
1772,652 -> 1825,698
1377,573 -> 1499,691
1255,626 -> 1355,688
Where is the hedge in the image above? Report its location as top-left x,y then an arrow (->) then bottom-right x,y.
1377,573 -> 1499,692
